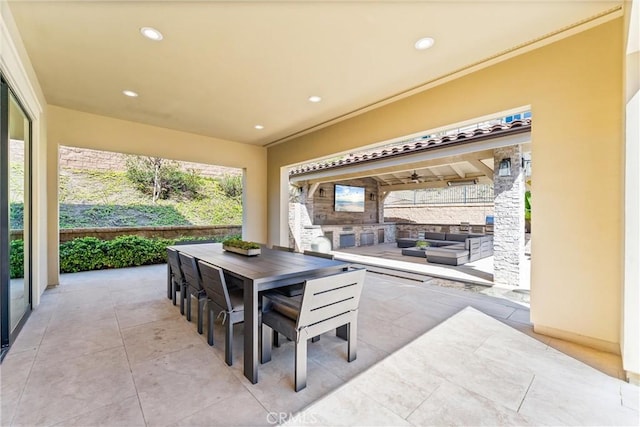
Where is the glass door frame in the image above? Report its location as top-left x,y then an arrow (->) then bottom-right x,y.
0,75 -> 32,361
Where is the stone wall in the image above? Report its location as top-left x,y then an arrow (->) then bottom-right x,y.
309,223 -> 396,250
493,145 -> 525,287
384,203 -> 494,224
312,178 -> 379,225
56,146 -> 241,178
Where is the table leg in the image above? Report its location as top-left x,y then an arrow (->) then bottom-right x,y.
167,264 -> 172,300
243,279 -> 259,384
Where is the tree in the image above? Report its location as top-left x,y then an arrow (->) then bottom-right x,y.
125,156 -> 202,202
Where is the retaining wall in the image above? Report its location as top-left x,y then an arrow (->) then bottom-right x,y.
10,225 -> 241,242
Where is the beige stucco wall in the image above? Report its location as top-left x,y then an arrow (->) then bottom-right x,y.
1,2 -> 48,305
623,0 -> 639,382
268,19 -> 625,353
46,106 -> 267,284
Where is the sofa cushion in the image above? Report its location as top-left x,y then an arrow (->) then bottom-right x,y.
396,238 -> 418,248
444,243 -> 465,250
424,232 -> 446,240
445,233 -> 470,242
425,247 -> 469,257
424,247 -> 470,266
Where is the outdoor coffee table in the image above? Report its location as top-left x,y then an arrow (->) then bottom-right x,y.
401,247 -> 428,258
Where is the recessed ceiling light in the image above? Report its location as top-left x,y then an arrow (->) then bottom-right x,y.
254,125 -> 264,130
140,27 -> 163,41
308,96 -> 322,103
122,90 -> 139,97
414,37 -> 435,50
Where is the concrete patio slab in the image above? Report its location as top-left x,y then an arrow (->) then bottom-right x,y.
1,264 -> 634,427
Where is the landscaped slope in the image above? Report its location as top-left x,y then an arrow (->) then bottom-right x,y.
56,168 -> 242,228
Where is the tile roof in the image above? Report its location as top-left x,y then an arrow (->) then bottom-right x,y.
289,118 -> 531,177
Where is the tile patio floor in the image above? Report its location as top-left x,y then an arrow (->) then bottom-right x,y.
1,264 -> 637,426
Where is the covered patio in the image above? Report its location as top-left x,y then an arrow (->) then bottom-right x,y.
1,1 -> 638,424
1,265 -> 635,426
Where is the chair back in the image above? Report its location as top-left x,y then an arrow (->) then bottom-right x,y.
272,245 -> 294,252
198,260 -> 233,311
178,252 -> 202,291
302,250 -> 334,260
167,248 -> 184,283
297,268 -> 365,330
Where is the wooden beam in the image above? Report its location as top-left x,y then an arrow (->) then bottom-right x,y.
465,158 -> 495,180
307,182 -> 320,198
449,163 -> 466,179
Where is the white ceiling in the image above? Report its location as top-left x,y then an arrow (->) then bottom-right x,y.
8,1 -> 620,146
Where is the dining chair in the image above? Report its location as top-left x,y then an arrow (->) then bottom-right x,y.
302,249 -> 334,260
178,252 -> 207,334
198,260 -> 245,366
167,248 -> 187,315
275,250 -> 336,299
260,268 -> 366,391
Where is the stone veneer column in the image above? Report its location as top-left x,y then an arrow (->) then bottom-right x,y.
493,145 -> 525,287
377,183 -> 385,224
288,185 -> 324,250
288,201 -> 301,249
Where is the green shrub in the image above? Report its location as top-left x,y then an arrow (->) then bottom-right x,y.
57,235 -> 230,274
10,203 -> 24,230
11,235 -> 235,276
59,237 -> 107,273
10,239 -> 24,279
102,235 -> 170,268
218,174 -> 242,199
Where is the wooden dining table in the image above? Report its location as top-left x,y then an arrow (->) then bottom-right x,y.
169,243 -> 351,384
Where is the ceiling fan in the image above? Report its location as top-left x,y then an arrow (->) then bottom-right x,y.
408,170 -> 421,183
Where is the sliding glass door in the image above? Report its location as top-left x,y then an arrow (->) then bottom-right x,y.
1,76 -> 32,360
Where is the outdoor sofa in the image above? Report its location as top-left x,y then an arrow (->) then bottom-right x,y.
397,232 -> 493,266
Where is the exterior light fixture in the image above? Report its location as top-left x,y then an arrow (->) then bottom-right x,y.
318,188 -> 326,198
498,158 -> 512,177
369,193 -> 377,201
522,157 -> 532,177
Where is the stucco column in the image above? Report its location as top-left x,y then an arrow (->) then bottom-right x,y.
46,140 -> 60,287
623,0 -> 640,382
493,145 -> 525,287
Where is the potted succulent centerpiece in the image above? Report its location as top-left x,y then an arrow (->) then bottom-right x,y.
222,238 -> 261,256
416,240 -> 430,250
